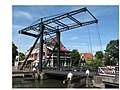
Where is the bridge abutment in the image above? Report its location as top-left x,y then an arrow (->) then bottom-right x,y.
35,71 -> 48,80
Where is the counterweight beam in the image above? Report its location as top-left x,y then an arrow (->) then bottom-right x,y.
19,7 -> 98,37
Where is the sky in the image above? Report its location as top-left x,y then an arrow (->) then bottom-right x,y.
12,5 -> 119,55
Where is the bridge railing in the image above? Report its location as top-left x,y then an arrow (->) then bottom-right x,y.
98,66 -> 119,77
43,66 -> 98,74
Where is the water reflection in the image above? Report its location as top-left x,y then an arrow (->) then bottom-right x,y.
13,79 -> 67,88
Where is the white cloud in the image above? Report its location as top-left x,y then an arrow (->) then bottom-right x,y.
70,36 -> 79,40
12,25 -> 27,33
13,25 -> 25,29
14,11 -> 33,20
71,45 -> 82,48
12,25 -> 26,41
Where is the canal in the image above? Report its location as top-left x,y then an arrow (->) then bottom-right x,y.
12,78 -> 119,88
12,73 -> 119,88
13,79 -> 67,88
12,78 -> 87,88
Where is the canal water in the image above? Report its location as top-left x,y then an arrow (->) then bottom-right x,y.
13,78 -> 118,88
12,78 -> 86,88
13,79 -> 67,88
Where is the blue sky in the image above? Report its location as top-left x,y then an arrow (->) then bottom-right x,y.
12,5 -> 119,55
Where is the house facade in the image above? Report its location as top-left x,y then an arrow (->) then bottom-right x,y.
25,36 -> 71,67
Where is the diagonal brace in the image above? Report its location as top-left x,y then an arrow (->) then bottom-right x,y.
19,31 -> 42,70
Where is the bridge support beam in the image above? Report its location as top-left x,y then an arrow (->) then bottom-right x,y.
39,18 -> 45,72
56,28 -> 60,69
19,29 -> 42,70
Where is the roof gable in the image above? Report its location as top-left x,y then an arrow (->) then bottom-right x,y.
35,35 -> 68,51
80,53 -> 93,60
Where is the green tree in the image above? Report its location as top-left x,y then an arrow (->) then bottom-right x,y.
18,52 -> 25,61
95,51 -> 103,59
71,49 -> 80,67
104,39 -> 119,65
86,59 -> 103,67
95,51 -> 104,66
103,54 -> 111,65
12,42 -> 18,66
86,59 -> 94,66
94,58 -> 103,66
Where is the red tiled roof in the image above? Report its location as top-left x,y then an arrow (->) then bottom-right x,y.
26,35 -> 70,55
45,35 -> 68,51
80,53 -> 93,61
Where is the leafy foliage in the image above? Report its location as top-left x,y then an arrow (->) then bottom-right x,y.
12,42 -> 18,66
104,39 -> 119,65
71,49 -> 80,67
94,59 -> 103,66
86,59 -> 103,67
86,59 -> 94,66
95,51 -> 103,59
18,52 -> 25,61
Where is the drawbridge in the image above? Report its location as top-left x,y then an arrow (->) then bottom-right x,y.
18,7 -> 98,71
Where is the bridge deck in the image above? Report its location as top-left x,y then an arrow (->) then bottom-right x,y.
44,70 -> 96,77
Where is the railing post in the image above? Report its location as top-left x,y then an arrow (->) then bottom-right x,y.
115,65 -> 119,81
